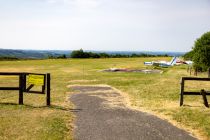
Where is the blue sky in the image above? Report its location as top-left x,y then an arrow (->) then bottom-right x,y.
0,0 -> 210,52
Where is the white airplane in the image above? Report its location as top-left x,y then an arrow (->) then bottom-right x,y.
185,61 -> 193,65
144,57 -> 177,67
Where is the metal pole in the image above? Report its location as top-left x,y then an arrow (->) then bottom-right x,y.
46,73 -> 51,106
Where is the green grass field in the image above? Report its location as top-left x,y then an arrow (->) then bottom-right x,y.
0,58 -> 210,140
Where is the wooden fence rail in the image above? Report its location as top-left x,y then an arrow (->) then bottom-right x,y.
180,77 -> 210,107
0,72 -> 51,106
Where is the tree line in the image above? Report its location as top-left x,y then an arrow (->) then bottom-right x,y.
0,57 -> 19,61
183,31 -> 210,71
70,49 -> 169,58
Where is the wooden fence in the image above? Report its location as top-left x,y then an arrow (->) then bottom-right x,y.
180,77 -> 210,107
0,72 -> 51,106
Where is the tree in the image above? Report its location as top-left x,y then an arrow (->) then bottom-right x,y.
99,53 -> 110,58
192,31 -> 210,71
71,49 -> 86,58
57,54 -> 67,59
183,50 -> 194,60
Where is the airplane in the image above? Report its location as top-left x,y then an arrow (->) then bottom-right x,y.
144,57 -> 178,67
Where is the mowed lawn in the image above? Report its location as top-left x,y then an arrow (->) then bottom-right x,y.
0,58 -> 210,139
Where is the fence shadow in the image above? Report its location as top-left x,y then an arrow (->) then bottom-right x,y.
0,102 -> 82,112
183,104 -> 206,108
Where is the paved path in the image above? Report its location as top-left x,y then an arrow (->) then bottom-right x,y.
69,85 -> 196,140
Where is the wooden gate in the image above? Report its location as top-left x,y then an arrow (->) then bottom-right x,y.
0,72 -> 51,106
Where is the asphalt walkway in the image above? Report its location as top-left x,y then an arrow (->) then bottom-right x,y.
69,85 -> 196,140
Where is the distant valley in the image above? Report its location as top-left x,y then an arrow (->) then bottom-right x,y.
0,48 -> 185,59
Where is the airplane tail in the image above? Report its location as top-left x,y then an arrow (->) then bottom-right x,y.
169,57 -> 177,66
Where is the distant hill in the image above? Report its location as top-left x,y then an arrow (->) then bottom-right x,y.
0,49 -> 185,59
0,49 -> 71,59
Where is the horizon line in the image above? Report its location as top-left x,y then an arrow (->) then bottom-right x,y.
0,48 -> 187,53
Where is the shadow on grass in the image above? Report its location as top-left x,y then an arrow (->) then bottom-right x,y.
49,105 -> 83,112
183,104 -> 205,108
0,102 -> 82,112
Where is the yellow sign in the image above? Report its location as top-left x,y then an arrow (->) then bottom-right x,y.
28,74 -> 44,86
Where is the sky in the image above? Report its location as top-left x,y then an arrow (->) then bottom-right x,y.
0,0 -> 210,52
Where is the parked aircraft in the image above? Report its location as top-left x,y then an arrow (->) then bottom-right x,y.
144,57 -> 178,67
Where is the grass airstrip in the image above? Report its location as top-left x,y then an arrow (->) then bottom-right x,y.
0,58 -> 210,140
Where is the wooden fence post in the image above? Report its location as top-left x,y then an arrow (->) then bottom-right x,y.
180,77 -> 184,106
190,67 -> 192,75
201,89 -> 209,108
23,73 -> 26,92
208,68 -> 210,78
19,74 -> 24,105
46,73 -> 51,106
194,67 -> 198,76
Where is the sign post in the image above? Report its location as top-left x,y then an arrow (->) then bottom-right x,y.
47,73 -> 51,106
19,74 -> 24,105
